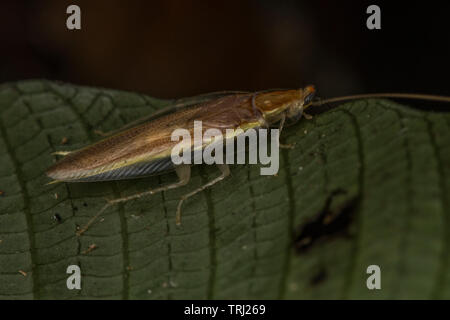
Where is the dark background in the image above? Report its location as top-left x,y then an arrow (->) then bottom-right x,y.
1,0 -> 449,100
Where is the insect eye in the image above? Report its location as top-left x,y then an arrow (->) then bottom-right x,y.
302,85 -> 316,105
304,92 -> 315,105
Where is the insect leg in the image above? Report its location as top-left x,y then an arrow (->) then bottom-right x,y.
51,146 -> 86,156
278,113 -> 295,149
93,129 -> 114,137
175,164 -> 230,226
51,151 -> 73,156
76,164 -> 191,236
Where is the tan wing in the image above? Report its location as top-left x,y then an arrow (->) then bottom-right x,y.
96,90 -> 251,136
46,93 -> 263,182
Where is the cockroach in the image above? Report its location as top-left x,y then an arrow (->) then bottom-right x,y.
45,86 -> 450,236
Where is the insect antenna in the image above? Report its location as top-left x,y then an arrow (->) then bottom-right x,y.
312,93 -> 450,106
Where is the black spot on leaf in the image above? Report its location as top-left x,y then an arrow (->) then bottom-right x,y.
53,213 -> 62,223
294,189 -> 358,254
309,267 -> 327,287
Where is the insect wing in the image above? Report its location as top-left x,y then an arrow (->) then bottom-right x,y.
46,92 -> 261,182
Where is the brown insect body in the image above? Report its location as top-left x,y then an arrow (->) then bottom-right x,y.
46,87 -> 314,183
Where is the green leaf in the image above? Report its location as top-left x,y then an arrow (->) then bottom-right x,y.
0,80 -> 449,299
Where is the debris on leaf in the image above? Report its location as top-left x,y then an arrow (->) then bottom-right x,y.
53,213 -> 62,223
82,244 -> 97,255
